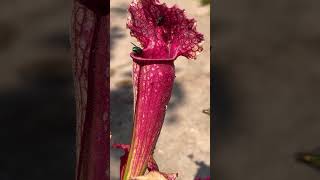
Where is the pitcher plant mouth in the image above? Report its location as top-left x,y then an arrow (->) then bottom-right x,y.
130,52 -> 177,63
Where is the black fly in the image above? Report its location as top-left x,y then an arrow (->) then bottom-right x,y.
156,16 -> 164,26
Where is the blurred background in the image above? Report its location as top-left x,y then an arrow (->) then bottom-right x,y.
0,0 -> 210,179
110,0 -> 210,179
0,0 -> 74,179
214,0 -> 320,179
4,0 -> 320,179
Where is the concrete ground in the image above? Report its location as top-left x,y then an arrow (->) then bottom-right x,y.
110,0 -> 211,179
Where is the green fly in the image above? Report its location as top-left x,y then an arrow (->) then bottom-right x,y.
131,42 -> 142,54
156,16 -> 164,26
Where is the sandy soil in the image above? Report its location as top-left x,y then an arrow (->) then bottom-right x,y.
110,0 -> 211,179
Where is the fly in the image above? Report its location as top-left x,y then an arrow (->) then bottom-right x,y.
131,42 -> 143,54
156,16 -> 164,26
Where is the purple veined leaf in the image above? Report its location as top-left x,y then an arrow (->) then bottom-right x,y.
70,0 -> 109,180
114,0 -> 204,179
77,0 -> 109,15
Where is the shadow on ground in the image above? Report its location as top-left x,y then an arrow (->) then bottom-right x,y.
188,154 -> 211,178
110,4 -> 127,60
0,59 -> 75,180
110,26 -> 125,59
0,0 -> 75,177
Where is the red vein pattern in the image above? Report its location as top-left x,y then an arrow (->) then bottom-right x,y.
127,0 -> 204,60
114,0 -> 204,179
71,1 -> 109,180
125,59 -> 176,179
